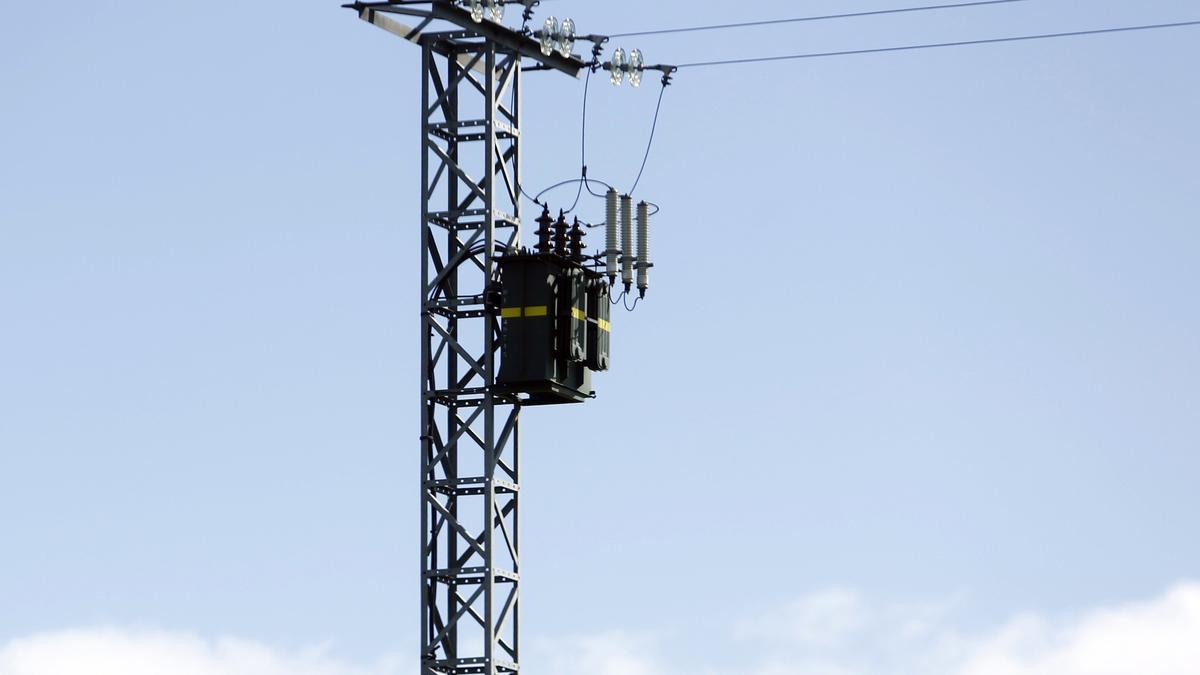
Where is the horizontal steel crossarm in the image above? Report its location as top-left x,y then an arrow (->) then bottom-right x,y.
429,119 -> 519,142
426,566 -> 519,584
427,657 -> 518,675
428,213 -> 519,231
426,476 -> 520,496
427,294 -> 487,309
429,306 -> 486,320
350,0 -> 586,77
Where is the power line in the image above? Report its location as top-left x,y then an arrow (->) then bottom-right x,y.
564,67 -> 593,214
629,83 -> 667,196
676,19 -> 1200,68
607,0 -> 1029,38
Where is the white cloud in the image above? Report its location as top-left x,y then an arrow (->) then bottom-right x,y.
529,582 -> 1200,675
0,628 -> 406,675
957,583 -> 1200,675
530,630 -> 661,675
3,583 -> 1198,675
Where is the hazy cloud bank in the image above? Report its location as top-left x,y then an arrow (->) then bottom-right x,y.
4,582 -> 1198,675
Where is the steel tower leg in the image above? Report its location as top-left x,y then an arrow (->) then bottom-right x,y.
420,32 -> 522,675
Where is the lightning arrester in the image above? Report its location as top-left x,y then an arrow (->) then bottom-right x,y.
637,200 -> 650,298
606,188 -> 619,286
620,194 -> 634,292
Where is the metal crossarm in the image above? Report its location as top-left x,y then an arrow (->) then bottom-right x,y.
348,1 -> 587,77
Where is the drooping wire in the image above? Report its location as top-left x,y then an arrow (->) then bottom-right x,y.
563,67 -> 593,214
535,177 -> 616,204
676,19 -> 1200,68
585,177 -> 609,199
629,83 -> 667,196
527,67 -> 620,212
607,0 -> 1029,38
622,292 -> 640,311
520,184 -> 543,207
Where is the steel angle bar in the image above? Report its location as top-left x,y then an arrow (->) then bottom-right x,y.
428,51 -> 487,116
426,495 -> 487,559
494,585 -> 518,642
355,7 -> 494,77
426,319 -> 486,379
429,583 -> 487,647
425,228 -> 485,297
426,2 -> 585,77
493,145 -> 518,207
426,158 -> 448,200
427,407 -> 486,473
493,496 -> 518,566
426,141 -> 487,205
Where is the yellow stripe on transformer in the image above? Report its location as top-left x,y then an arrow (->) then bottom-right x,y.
571,307 -> 586,321
598,319 -> 611,332
524,305 -> 548,317
500,307 -> 522,319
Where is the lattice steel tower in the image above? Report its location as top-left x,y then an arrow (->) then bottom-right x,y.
345,3 -> 589,674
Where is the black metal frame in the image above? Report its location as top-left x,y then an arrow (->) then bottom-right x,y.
420,35 -> 522,675
347,3 -> 588,673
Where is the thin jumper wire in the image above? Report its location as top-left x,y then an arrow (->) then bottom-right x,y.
629,83 -> 667,196
564,68 -> 593,214
677,19 -> 1200,68
607,0 -> 1029,38
532,177 -> 615,204
585,177 -> 608,199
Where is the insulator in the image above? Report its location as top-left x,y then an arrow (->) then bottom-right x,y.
620,194 -> 633,292
558,18 -> 576,58
637,200 -> 650,298
605,188 -> 618,285
486,0 -> 503,22
553,210 -> 570,257
569,217 -> 587,263
535,205 -> 554,253
610,48 -> 626,86
540,16 -> 558,56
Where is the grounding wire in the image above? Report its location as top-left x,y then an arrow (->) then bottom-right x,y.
628,82 -> 667,196
608,0 -> 1029,38
675,19 -> 1200,68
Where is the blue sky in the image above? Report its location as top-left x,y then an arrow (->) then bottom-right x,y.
2,1 -> 1198,673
